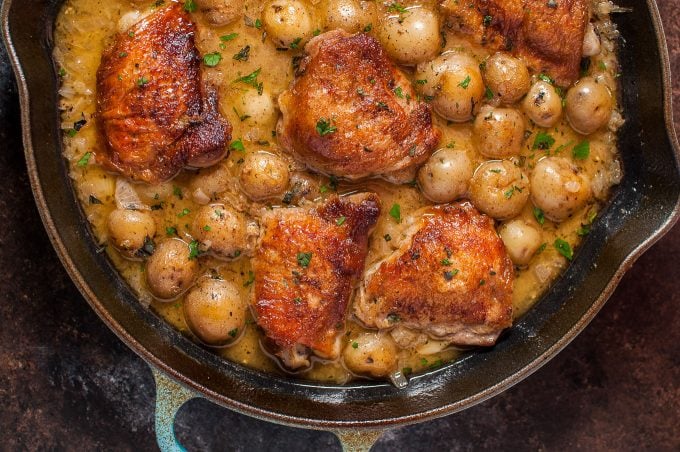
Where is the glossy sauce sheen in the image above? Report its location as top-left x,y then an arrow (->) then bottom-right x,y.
54,0 -> 622,383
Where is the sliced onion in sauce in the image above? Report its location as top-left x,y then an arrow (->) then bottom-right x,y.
389,369 -> 409,389
115,178 -> 149,211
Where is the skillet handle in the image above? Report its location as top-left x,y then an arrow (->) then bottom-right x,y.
331,429 -> 387,452
151,367 -> 200,452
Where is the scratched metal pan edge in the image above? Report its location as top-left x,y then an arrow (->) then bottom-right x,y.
2,0 -> 679,429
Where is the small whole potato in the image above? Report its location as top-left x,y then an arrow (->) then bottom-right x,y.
482,52 -> 531,104
234,89 -> 278,127
146,239 -> 199,300
498,219 -> 543,266
322,0 -> 371,33
417,53 -> 485,122
239,151 -> 290,200
183,278 -> 247,345
377,5 -> 440,65
189,163 -> 231,203
262,0 -> 315,48
472,107 -> 526,158
417,148 -> 473,203
530,157 -> 592,222
468,160 -> 530,220
343,332 -> 398,378
197,0 -> 244,27
565,77 -> 613,135
522,80 -> 563,128
107,209 -> 156,256
190,204 -> 247,259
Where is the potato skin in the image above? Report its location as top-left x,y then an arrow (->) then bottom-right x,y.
377,5 -> 441,65
498,219 -> 543,266
472,107 -> 526,159
262,0 -> 315,48
483,52 -> 531,104
190,204 -> 247,259
522,80 -> 563,128
417,148 -> 473,203
530,156 -> 592,222
238,151 -> 290,201
468,160 -> 530,220
146,238 -> 199,300
184,278 -> 247,345
107,209 -> 156,256
565,77 -> 613,135
343,332 -> 398,378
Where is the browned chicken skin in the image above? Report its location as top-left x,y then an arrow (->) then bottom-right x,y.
251,193 -> 381,369
96,3 -> 231,184
355,202 -> 513,346
277,30 -> 441,183
440,0 -> 589,86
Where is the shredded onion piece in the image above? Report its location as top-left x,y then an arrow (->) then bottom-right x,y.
192,187 -> 211,205
115,178 -> 149,211
389,369 -> 409,389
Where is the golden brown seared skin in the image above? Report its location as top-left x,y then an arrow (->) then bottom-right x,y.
355,202 -> 513,346
277,30 -> 441,183
252,193 -> 381,368
96,3 -> 231,184
440,0 -> 588,86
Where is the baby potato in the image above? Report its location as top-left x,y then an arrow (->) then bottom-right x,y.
235,89 -> 277,127
239,151 -> 290,201
522,80 -> 563,128
468,160 -> 530,220
530,157 -> 592,222
472,107 -> 526,159
197,0 -> 243,27
146,239 -> 199,300
190,204 -> 247,259
343,332 -> 398,378
183,278 -> 247,346
417,148 -> 473,203
416,53 -> 485,122
322,0 -> 370,33
498,219 -> 543,266
565,77 -> 613,135
482,52 -> 531,104
377,5 -> 440,66
107,209 -> 156,256
189,163 -> 231,202
262,0 -> 315,48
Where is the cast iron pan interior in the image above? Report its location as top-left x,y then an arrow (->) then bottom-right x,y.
2,0 -> 679,429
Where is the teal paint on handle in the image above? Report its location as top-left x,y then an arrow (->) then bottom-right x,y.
152,367 -> 199,452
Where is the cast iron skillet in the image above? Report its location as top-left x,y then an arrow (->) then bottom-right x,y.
2,0 -> 679,441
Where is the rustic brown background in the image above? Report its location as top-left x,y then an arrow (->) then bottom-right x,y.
0,1 -> 678,450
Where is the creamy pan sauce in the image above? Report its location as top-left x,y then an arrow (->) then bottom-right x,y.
54,0 -> 622,383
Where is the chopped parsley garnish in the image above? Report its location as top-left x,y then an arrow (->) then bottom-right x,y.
533,131 -> 555,150
203,225 -> 211,232
173,185 -> 183,199
363,23 -> 373,32
336,216 -> 346,226
389,203 -> 401,223
384,234 -> 392,242
58,68 -> 66,77
402,367 -> 413,375
188,240 -> 200,260
393,86 -> 404,98
315,118 -> 337,136
228,328 -> 239,338
577,225 -> 591,236
538,73 -> 555,84
352,341 -> 359,349
230,139 -> 245,152
504,185 -> 522,199
533,207 -> 546,225
293,297 -> 302,304
485,87 -> 494,99
233,45 -> 250,61
177,208 -> 191,218
220,33 -> 238,41
243,271 -> 255,287
233,68 -> 262,92
255,18 -> 262,29
233,107 -> 250,122
289,37 -> 302,49
458,75 -> 471,89
554,238 -> 573,260
416,79 -> 427,85
572,140 -> 590,160
183,0 -> 197,12
296,252 -> 312,268
203,52 -> 222,67
536,242 -> 548,254
387,313 -> 401,323
76,152 -> 92,167
441,258 -> 452,266
598,61 -> 607,71
387,2 -> 408,14
443,269 -> 460,280
137,76 -> 149,87
313,29 -> 321,36
165,226 -> 177,236
483,15 -> 492,26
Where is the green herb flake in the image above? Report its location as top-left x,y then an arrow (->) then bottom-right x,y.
243,271 -> 255,287
228,328 -> 239,338
220,33 -> 238,41
289,37 -> 302,49
233,45 -> 250,61
315,118 -> 337,136
58,68 -> 66,77
389,203 -> 401,223
173,185 -> 183,199
538,73 -> 555,84
483,15 -> 492,26
536,242 -> 547,254
188,240 -> 200,260
203,52 -> 222,67
183,0 -> 197,12
387,2 -> 408,14
393,86 -> 404,98
485,87 -> 494,99
313,28 -> 321,36
177,208 -> 191,218
554,238 -> 574,260
296,252 -> 313,268
572,140 -> 590,160
457,75 -> 471,89
76,152 -> 92,167
532,131 -> 556,150
387,313 -> 401,323
336,216 -> 346,226
363,23 -> 373,32
202,225 -> 212,232
598,60 -> 607,71
443,269 -> 459,280
255,18 -> 262,29
230,139 -> 245,152
137,76 -> 149,87
577,225 -> 591,236
441,258 -> 452,266
352,341 -> 359,349
165,226 -> 177,236
233,68 -> 262,89
402,367 -> 413,375
533,207 -> 546,225
416,79 -> 427,85
384,234 -> 392,242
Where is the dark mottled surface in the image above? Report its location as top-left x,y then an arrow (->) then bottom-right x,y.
1,1 -> 678,450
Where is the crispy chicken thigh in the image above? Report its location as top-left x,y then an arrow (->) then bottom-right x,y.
277,30 -> 441,183
96,3 -> 231,184
440,0 -> 589,86
252,193 -> 381,369
355,202 -> 513,346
